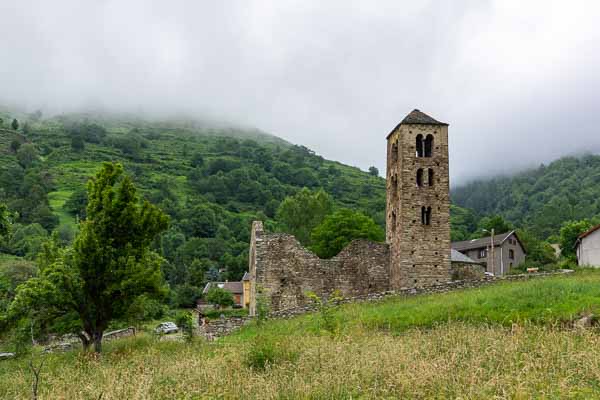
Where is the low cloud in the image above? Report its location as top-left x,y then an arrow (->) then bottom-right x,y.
1,0 -> 599,185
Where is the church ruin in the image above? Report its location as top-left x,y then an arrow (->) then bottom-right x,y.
248,110 -> 477,315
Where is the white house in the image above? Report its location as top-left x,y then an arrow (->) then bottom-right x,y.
575,224 -> 600,266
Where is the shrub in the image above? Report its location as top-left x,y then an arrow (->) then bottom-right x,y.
244,336 -> 298,371
170,284 -> 202,308
306,290 -> 343,336
175,311 -> 195,342
126,295 -> 168,329
255,286 -> 270,327
206,286 -> 234,309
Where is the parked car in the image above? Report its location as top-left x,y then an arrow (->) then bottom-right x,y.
154,322 -> 178,334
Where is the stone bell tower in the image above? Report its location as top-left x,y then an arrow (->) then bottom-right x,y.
386,109 -> 451,289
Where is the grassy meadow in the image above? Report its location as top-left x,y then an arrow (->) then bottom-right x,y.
2,272 -> 600,399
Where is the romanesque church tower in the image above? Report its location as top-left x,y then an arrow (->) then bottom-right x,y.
386,109 -> 451,289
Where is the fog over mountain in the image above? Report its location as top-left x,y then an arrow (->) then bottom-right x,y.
1,1 -> 600,185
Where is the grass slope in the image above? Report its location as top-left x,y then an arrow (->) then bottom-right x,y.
1,272 -> 600,399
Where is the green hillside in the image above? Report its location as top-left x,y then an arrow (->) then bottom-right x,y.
0,110 -> 386,303
1,272 -> 599,399
452,155 -> 600,239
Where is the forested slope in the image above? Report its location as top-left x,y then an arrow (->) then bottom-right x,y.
452,155 -> 600,239
0,109 -> 386,305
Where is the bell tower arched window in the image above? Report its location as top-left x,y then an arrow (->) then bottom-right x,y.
416,169 -> 424,187
428,168 -> 434,187
416,135 -> 424,157
421,206 -> 432,225
424,134 -> 434,157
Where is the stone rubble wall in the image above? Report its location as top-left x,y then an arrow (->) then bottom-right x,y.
250,221 -> 390,314
199,270 -> 573,339
197,317 -> 251,341
451,262 -> 486,281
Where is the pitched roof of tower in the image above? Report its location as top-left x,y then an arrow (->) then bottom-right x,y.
387,109 -> 448,139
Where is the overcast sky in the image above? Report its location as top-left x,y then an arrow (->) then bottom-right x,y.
1,1 -> 599,185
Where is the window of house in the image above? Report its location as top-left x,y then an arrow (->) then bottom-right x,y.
509,249 -> 514,260
479,249 -> 486,258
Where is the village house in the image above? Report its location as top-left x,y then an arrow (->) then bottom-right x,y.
203,280 -> 244,308
575,224 -> 600,266
452,231 -> 526,276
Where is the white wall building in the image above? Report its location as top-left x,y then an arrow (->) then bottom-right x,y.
575,225 -> 600,266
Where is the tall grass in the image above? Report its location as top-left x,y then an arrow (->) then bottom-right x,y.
2,272 -> 600,399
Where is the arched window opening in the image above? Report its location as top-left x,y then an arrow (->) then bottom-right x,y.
428,168 -> 434,187
391,141 -> 398,163
391,211 -> 396,232
421,206 -> 432,225
416,168 -> 424,187
424,134 -> 434,157
416,135 -> 424,157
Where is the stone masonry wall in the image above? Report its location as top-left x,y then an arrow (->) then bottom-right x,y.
201,270 -> 574,339
450,262 -> 486,281
249,221 -> 390,314
386,123 -> 451,289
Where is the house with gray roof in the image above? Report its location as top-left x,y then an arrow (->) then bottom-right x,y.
452,231 -> 526,276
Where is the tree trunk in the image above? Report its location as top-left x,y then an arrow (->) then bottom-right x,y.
93,332 -> 103,353
77,332 -> 91,352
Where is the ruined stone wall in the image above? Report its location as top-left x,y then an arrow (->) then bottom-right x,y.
249,222 -> 390,314
450,262 -> 486,281
386,123 -> 451,289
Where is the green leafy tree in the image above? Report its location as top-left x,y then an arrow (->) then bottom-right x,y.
9,138 -> 22,153
190,152 -> 204,168
368,166 -> 379,176
16,143 -> 39,169
7,223 -> 48,259
11,119 -> 19,131
559,219 -> 593,260
64,187 -> 88,219
276,188 -> 333,245
206,286 -> 234,309
516,229 -> 557,267
310,208 -> 385,258
10,163 -> 169,352
474,215 -> 513,238
175,310 -> 194,341
450,204 -> 478,241
71,135 -> 85,151
0,203 -> 10,237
